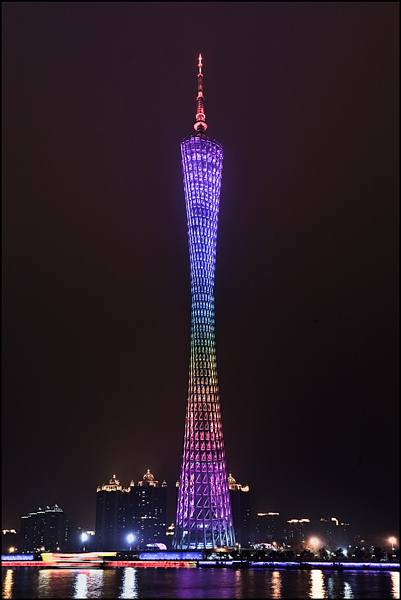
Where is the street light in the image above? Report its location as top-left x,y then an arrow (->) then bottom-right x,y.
389,537 -> 397,556
127,534 -> 135,551
81,532 -> 88,552
309,537 -> 320,555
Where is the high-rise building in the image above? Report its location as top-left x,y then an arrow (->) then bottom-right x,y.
95,472 -> 167,550
174,54 -> 235,550
318,517 -> 350,550
255,512 -> 281,546
228,474 -> 251,548
65,521 -> 95,552
287,518 -> 311,549
338,521 -> 350,549
127,470 -> 167,547
20,505 -> 67,552
95,474 -> 125,551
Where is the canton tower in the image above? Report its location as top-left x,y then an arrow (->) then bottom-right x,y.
173,54 -> 235,550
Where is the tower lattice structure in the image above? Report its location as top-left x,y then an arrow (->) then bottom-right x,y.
173,55 -> 235,550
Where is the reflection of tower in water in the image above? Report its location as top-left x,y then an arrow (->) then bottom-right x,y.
173,54 -> 235,549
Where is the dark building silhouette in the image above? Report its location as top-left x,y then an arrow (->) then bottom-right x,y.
20,505 -> 67,552
65,520 -> 81,552
65,521 -> 95,552
286,518 -> 311,549
338,521 -> 350,549
228,473 -> 251,548
95,471 -> 167,551
318,517 -> 350,550
95,474 -> 126,551
255,512 -> 282,546
165,481 -> 180,549
127,470 -> 167,547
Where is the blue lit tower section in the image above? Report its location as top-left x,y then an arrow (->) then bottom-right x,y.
173,55 -> 235,549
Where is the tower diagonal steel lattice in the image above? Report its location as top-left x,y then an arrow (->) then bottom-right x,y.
173,54 -> 235,550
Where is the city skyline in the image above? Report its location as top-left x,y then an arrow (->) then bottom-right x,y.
11,470 -> 396,552
2,2 -> 399,543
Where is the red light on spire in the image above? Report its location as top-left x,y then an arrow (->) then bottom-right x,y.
194,53 -> 207,135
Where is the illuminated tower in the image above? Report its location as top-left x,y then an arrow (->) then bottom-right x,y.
173,55 -> 235,549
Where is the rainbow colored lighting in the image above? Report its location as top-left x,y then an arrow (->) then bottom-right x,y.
173,55 -> 235,550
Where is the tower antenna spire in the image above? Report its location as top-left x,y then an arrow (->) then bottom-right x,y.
194,53 -> 207,135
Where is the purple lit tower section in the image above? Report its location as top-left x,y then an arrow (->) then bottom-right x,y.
173,55 -> 235,549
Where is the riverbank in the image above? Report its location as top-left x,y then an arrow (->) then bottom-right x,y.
198,559 -> 400,571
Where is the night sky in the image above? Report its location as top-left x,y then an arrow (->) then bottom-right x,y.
2,2 -> 399,544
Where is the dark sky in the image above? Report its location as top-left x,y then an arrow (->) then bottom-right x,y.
2,2 -> 399,544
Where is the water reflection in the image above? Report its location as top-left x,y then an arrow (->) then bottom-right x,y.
74,572 -> 88,598
310,569 -> 326,599
120,568 -> 138,598
344,581 -> 354,599
234,569 -> 242,599
325,574 -> 354,599
326,575 -> 334,598
38,569 -> 51,597
271,570 -> 282,598
2,569 -> 13,599
37,568 -> 105,599
391,572 -> 399,599
86,570 -> 104,598
1,566 -> 399,599
173,568 -> 240,598
73,569 -> 105,599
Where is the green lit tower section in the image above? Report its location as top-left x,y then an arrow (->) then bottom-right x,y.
173,54 -> 235,549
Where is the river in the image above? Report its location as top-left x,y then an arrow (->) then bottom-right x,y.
2,566 -> 399,598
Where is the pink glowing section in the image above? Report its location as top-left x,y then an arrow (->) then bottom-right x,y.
195,53 -> 207,133
173,135 -> 235,550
